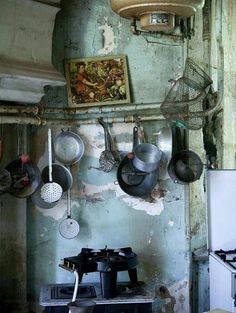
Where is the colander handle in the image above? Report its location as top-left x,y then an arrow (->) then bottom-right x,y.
48,128 -> 53,182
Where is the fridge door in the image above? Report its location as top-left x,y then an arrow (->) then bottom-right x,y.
207,170 -> 236,251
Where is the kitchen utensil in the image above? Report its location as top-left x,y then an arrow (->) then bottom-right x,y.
40,128 -> 63,203
116,125 -> 158,197
53,130 -> 84,165
183,57 -> 213,91
41,163 -> 73,193
6,159 -> 41,198
117,156 -> 158,197
0,168 -> 12,195
155,126 -> 173,163
154,126 -> 173,180
98,118 -> 116,172
5,126 -> 41,198
30,181 -> 59,209
160,58 -> 216,130
59,188 -> 80,239
168,126 -> 203,184
132,143 -> 162,173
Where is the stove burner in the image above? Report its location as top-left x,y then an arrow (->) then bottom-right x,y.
51,285 -> 96,299
59,247 -> 138,298
215,249 -> 236,270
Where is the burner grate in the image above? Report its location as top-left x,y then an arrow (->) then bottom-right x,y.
51,285 -> 96,299
215,249 -> 236,270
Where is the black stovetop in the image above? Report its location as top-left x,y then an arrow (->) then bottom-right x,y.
215,249 -> 236,270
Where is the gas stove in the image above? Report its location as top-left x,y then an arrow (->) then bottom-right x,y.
214,249 -> 236,270
59,247 -> 138,298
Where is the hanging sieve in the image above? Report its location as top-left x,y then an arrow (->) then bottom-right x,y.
40,128 -> 63,203
59,188 -> 80,239
98,118 -> 117,172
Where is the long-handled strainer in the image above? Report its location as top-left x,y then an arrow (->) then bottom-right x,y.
59,187 -> 80,239
40,128 -> 63,203
98,118 -> 116,172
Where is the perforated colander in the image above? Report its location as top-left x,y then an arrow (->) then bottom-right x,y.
40,128 -> 63,203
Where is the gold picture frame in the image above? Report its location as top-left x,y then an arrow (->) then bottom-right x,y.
64,55 -> 131,108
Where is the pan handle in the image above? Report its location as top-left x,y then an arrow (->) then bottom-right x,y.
132,126 -> 142,151
67,188 -> 71,218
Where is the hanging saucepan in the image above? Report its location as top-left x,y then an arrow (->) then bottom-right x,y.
131,123 -> 162,173
41,163 -> 73,193
116,126 -> 158,197
53,130 -> 84,165
168,127 -> 203,184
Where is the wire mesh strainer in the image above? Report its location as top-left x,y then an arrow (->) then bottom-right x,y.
161,79 -> 217,130
183,58 -> 213,91
40,128 -> 63,203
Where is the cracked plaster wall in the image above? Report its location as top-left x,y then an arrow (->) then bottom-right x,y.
26,1 -> 201,312
3,0 -> 234,313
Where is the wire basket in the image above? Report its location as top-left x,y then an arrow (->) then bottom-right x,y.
160,77 -> 216,130
183,58 -> 213,91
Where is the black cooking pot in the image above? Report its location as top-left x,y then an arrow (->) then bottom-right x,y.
117,154 -> 158,197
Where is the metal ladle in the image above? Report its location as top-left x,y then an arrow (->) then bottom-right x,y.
59,187 -> 80,239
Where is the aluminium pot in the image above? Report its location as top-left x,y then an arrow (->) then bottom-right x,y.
133,143 -> 162,173
53,130 -> 84,165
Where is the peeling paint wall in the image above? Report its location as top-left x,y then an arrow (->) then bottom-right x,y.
2,1 -> 235,313
27,1 -> 192,312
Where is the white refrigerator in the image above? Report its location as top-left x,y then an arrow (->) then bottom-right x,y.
207,170 -> 236,312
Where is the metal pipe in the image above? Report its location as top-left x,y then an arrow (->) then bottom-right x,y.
0,115 -> 45,125
41,102 -> 162,115
45,114 -> 165,126
0,105 -> 38,115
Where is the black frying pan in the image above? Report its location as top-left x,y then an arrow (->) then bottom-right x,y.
168,126 -> 203,184
5,158 -> 41,198
117,154 -> 158,197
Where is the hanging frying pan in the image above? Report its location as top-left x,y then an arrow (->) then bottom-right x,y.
117,155 -> 158,197
6,157 -> 41,198
116,125 -> 158,197
53,130 -> 84,165
5,126 -> 41,198
168,126 -> 203,184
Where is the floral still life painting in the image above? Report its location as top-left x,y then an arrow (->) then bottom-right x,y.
65,55 -> 131,107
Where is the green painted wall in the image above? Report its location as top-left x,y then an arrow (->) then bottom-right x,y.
27,1 -> 192,312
